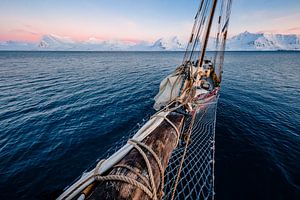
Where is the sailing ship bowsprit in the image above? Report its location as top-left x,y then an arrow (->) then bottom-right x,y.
57,0 -> 233,199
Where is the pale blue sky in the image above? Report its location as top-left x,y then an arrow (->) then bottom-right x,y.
0,0 -> 299,42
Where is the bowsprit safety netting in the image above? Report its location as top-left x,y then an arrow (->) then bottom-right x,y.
163,99 -> 218,200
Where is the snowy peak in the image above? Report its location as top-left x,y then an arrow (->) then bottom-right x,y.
38,34 -> 75,49
41,34 -> 75,44
262,33 -> 300,50
152,36 -> 185,50
230,31 -> 263,43
227,32 -> 300,50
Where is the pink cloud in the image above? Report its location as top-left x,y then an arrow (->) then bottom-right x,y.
0,29 -> 42,42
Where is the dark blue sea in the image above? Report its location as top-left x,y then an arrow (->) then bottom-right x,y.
0,51 -> 299,200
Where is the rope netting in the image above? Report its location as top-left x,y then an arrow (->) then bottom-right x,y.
163,99 -> 218,200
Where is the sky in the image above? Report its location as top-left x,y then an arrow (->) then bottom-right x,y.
0,0 -> 299,42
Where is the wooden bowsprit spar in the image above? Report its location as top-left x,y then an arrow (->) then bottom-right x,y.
86,112 -> 185,200
57,0 -> 232,199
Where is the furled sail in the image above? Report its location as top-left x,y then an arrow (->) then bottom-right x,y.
153,73 -> 183,110
153,64 -> 197,110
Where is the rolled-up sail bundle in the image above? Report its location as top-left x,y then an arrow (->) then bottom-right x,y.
154,64 -> 197,110
153,74 -> 184,110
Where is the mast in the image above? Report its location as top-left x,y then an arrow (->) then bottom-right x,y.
197,0 -> 218,69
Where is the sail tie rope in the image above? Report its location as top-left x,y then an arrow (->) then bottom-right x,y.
128,139 -> 165,199
92,138 -> 164,200
95,173 -> 153,198
113,164 -> 151,189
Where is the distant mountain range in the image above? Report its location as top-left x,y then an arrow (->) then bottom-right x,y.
1,31 -> 300,51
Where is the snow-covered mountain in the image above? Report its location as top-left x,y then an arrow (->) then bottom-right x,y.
38,34 -> 140,51
38,34 -> 76,49
1,32 -> 300,51
226,31 -> 300,51
151,36 -> 185,50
